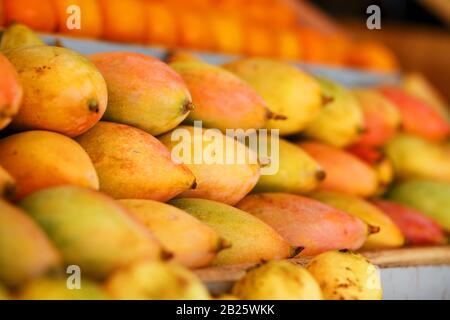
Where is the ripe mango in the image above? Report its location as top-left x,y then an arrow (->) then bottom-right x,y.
0,23 -> 45,52
252,138 -> 324,194
0,165 -> 15,200
380,86 -> 450,141
17,278 -> 109,300
236,193 -> 368,257
170,198 -> 295,266
118,199 -> 224,269
20,186 -> 164,279
387,179 -> 450,232
76,122 -> 195,202
373,200 -> 446,245
4,45 -> 107,137
0,200 -> 61,287
90,52 -> 192,136
0,53 -> 22,130
307,250 -> 382,300
300,141 -> 378,197
105,261 -> 210,300
0,131 -> 99,200
170,61 -> 270,131
304,78 -> 364,147
385,133 -> 450,182
352,88 -> 401,147
311,192 -> 405,250
232,261 -> 323,300
159,125 -> 260,205
223,58 -> 322,136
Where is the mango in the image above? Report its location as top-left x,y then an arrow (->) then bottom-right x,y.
300,141 -> 378,197
311,192 -> 405,250
307,250 -> 382,300
223,58 -> 322,136
304,78 -> 364,147
0,165 -> 15,200
20,186 -> 164,279
385,133 -> 450,182
90,52 -> 192,136
0,200 -> 61,287
118,199 -> 224,269
380,86 -> 450,141
0,131 -> 99,200
0,284 -> 9,300
170,61 -> 270,131
76,122 -> 195,202
159,125 -> 260,205
232,261 -> 322,300
165,51 -> 203,64
236,193 -> 368,257
387,179 -> 450,232
105,261 -> 210,300
17,278 -> 109,300
0,53 -> 22,130
373,200 -> 446,246
0,23 -> 45,52
252,138 -> 324,194
352,88 -> 401,147
170,198 -> 295,266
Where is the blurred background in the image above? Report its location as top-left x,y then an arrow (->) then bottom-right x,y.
1,0 -> 449,98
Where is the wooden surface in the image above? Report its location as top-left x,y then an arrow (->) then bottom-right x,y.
196,246 -> 450,283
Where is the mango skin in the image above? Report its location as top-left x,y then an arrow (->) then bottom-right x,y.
4,46 -> 107,137
105,261 -> 210,300
0,24 -> 46,52
304,78 -> 364,147
118,199 -> 223,269
236,193 -> 368,257
0,53 -> 23,130
0,165 -> 16,200
232,261 -> 323,300
170,61 -> 269,131
17,278 -> 109,300
0,200 -> 61,287
311,192 -> 405,250
170,198 -> 294,266
20,186 -> 163,279
0,284 -> 9,300
307,251 -> 382,300
387,180 -> 450,232
77,122 -> 195,202
159,126 -> 260,205
0,131 -> 99,200
224,58 -> 322,136
300,141 -> 378,197
253,138 -> 324,194
90,52 -> 192,136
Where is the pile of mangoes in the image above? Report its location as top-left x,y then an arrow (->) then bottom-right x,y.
0,0 -> 399,71
0,24 -> 449,300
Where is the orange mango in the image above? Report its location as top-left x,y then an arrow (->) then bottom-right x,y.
3,0 -> 57,32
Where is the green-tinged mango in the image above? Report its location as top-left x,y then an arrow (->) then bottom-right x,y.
387,179 -> 450,232
105,261 -> 210,300
385,133 -> 450,182
118,199 -> 224,269
304,78 -> 364,147
90,52 -> 192,136
170,61 -> 270,131
77,122 -> 196,202
20,186 -> 164,279
224,58 -> 322,136
232,261 -> 323,300
311,192 -> 405,250
0,200 -> 61,287
170,198 -> 295,266
0,24 -> 46,52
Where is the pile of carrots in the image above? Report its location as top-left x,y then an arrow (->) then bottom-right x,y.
0,0 -> 399,71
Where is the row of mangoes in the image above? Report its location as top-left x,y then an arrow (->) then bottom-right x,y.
0,0 -> 400,70
0,24 -> 449,300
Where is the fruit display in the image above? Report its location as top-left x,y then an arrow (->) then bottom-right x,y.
0,0 -> 399,71
0,22 -> 449,301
